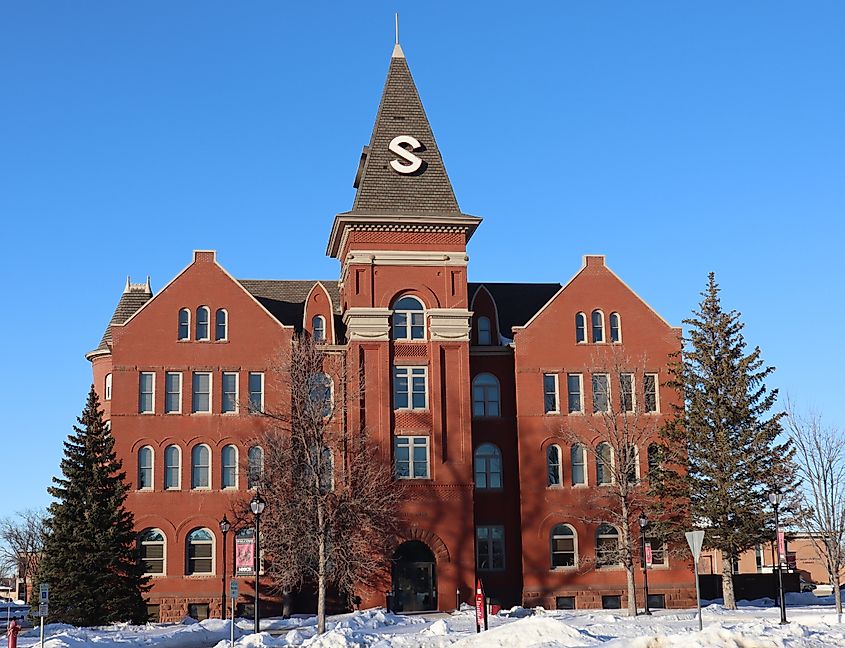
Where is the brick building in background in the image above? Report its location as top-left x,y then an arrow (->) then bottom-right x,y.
87,42 -> 696,621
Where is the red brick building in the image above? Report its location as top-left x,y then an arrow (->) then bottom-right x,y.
87,43 -> 695,621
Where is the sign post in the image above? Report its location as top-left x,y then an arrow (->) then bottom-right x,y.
229,580 -> 238,647
38,583 -> 50,648
685,531 -> 705,631
474,579 -> 487,633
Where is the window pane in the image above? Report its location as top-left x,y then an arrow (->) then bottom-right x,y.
165,373 -> 181,413
249,373 -> 263,412
575,313 -> 586,343
215,309 -> 227,341
192,446 -> 210,488
544,374 -> 557,413
196,307 -> 209,340
592,374 -> 609,413
620,374 -> 634,412
222,445 -> 236,488
644,374 -> 658,413
178,309 -> 190,340
139,373 -> 154,413
164,446 -> 180,489
222,373 -> 237,413
591,310 -> 603,342
192,373 -> 211,413
248,447 -> 263,488
567,374 -> 582,413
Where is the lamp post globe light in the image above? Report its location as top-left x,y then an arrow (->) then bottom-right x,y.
250,492 -> 266,634
219,515 -> 231,620
768,491 -> 788,625
638,513 -> 652,616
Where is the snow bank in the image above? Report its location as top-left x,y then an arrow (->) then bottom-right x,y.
450,616 -> 601,647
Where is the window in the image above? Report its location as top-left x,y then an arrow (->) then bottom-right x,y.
571,444 -> 587,486
474,443 -> 502,489
221,445 -> 237,489
247,446 -> 264,488
248,372 -> 264,413
644,537 -> 666,567
596,443 -> 613,485
647,443 -> 663,475
178,308 -> 190,341
309,373 -> 333,417
477,316 -> 492,345
647,594 -> 666,609
164,445 -> 181,490
543,374 -> 558,413
104,373 -> 112,401
312,315 -> 326,343
591,310 -> 604,343
476,526 -> 505,570
620,373 -> 634,413
592,374 -> 610,413
139,529 -> 165,575
222,372 -> 238,413
610,312 -> 621,343
186,528 -> 213,575
319,447 -> 334,492
551,524 -> 577,568
165,372 -> 182,414
138,446 -> 153,490
215,309 -> 228,341
146,605 -> 161,622
596,524 -> 620,567
547,445 -> 562,486
196,306 -> 210,340
555,596 -> 575,610
575,312 -> 586,343
187,603 -> 209,621
192,372 -> 211,414
472,373 -> 500,417
139,372 -> 155,414
394,436 -> 429,479
191,444 -> 211,489
622,444 -> 639,484
393,366 -> 427,410
644,374 -> 659,413
567,374 -> 583,414
602,595 -> 622,609
392,296 -> 425,340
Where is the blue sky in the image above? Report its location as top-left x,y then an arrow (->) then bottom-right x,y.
1,2 -> 843,521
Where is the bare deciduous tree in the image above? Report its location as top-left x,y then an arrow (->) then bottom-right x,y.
0,509 -> 46,601
786,403 -> 845,620
248,334 -> 401,634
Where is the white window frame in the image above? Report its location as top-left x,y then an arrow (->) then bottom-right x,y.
476,525 -> 506,571
394,436 -> 430,479
644,373 -> 660,413
567,373 -> 584,414
165,372 -> 182,414
543,373 -> 559,414
477,316 -> 492,345
248,446 -> 264,489
178,308 -> 191,341
221,444 -> 238,490
215,308 -> 228,342
592,373 -> 610,414
391,296 -> 426,341
104,373 -> 112,401
164,444 -> 181,490
309,372 -> 334,417
623,444 -> 640,483
575,312 -> 587,344
192,372 -> 212,414
196,306 -> 210,341
248,372 -> 264,414
186,528 -> 215,575
312,315 -> 326,343
596,524 -> 621,568
138,445 -> 154,491
620,373 -> 635,414
609,312 -> 622,343
393,366 -> 428,411
596,443 -> 615,485
191,444 -> 212,490
139,372 -> 155,414
550,524 -> 578,569
139,528 -> 166,576
222,371 -> 239,414
591,309 -> 605,343
547,444 -> 562,487
571,443 -> 588,486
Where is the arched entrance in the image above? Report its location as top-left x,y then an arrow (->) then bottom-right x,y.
391,540 -> 437,612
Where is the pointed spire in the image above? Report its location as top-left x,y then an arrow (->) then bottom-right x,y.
124,276 -> 131,293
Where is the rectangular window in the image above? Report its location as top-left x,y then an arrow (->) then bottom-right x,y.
146,605 -> 161,623
222,372 -> 238,413
393,366 -> 427,410
187,603 -> 209,621
394,436 -> 429,479
645,539 -> 666,566
647,594 -> 666,609
644,374 -> 659,413
248,372 -> 264,413
139,372 -> 155,414
602,595 -> 622,610
476,526 -> 505,570
555,596 -> 575,610
543,374 -> 558,413
567,374 -> 583,413
620,373 -> 634,413
592,374 -> 610,413
165,372 -> 182,414
192,372 -> 212,414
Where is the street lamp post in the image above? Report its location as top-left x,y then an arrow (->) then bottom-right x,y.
219,515 -> 231,620
768,491 -> 788,625
250,492 -> 266,634
638,514 -> 652,616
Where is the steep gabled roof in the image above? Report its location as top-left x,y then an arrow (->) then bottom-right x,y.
350,44 -> 460,214
469,282 -> 563,337
87,279 -> 153,358
237,280 -> 342,335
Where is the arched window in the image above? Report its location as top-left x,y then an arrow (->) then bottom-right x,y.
609,312 -> 621,343
139,528 -> 165,575
164,445 -> 181,490
138,446 -> 153,490
308,373 -> 333,417
472,373 -> 501,417
191,444 -> 211,489
320,447 -> 334,492
622,444 -> 639,484
591,310 -> 605,343
215,309 -> 228,341
596,524 -> 620,567
221,444 -> 238,489
392,296 -> 425,340
196,306 -> 210,341
248,446 -> 264,489
312,315 -> 326,343
551,524 -> 577,568
648,443 -> 662,473
474,443 -> 502,489
596,443 -> 613,485
104,373 -> 112,401
178,308 -> 190,340
547,445 -> 562,486
477,316 -> 492,345
186,528 -> 214,575
571,444 -> 587,485
575,312 -> 586,343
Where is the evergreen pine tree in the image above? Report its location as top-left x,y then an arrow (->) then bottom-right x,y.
35,387 -> 149,626
659,273 -> 795,609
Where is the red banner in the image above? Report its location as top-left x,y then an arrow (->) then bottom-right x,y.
236,539 -> 254,574
475,579 -> 485,629
777,530 -> 786,564
645,542 -> 653,568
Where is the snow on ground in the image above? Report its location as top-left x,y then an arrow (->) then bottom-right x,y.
12,598 -> 845,648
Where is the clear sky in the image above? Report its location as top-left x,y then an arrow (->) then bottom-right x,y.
1,2 -> 843,521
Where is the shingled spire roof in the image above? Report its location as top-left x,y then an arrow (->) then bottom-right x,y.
350,43 -> 461,214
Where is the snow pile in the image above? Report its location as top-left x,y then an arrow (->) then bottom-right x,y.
421,618 -> 452,636
450,616 -> 601,647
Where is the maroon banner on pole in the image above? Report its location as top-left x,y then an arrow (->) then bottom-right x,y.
777,529 -> 786,563
236,538 -> 255,575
